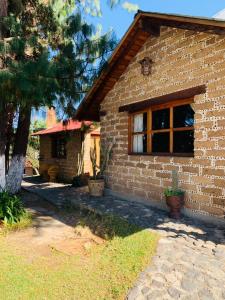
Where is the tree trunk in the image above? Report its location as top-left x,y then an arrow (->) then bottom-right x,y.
6,106 -> 31,194
0,141 -> 6,190
0,0 -> 8,17
0,109 -> 8,190
5,109 -> 14,173
0,0 -> 8,190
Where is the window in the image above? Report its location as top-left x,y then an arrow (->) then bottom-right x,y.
129,99 -> 194,156
52,136 -> 67,158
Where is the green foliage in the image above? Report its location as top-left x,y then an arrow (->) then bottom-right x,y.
164,188 -> 185,197
0,191 -> 26,225
164,170 -> 184,197
32,119 -> 46,131
2,212 -> 32,233
0,0 -> 117,117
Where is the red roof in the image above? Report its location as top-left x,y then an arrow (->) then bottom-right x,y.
32,120 -> 92,136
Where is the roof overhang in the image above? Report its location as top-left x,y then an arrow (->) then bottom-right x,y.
75,11 -> 225,121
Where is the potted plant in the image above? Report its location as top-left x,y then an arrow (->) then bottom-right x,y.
164,170 -> 185,219
88,140 -> 113,197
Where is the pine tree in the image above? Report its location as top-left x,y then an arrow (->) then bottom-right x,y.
0,0 -> 116,193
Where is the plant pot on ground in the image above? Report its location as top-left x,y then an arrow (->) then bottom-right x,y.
164,170 -> 185,219
88,177 -> 105,197
89,140 -> 113,197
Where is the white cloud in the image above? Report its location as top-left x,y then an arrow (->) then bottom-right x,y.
122,1 -> 139,13
213,8 -> 225,20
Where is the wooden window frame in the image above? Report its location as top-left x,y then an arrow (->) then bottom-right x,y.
52,135 -> 67,159
128,98 -> 194,157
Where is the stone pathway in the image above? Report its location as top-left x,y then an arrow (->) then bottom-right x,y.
22,177 -> 225,300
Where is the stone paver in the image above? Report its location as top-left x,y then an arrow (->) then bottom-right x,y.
22,177 -> 225,300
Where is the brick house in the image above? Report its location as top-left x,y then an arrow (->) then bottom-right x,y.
76,11 -> 225,220
33,120 -> 100,182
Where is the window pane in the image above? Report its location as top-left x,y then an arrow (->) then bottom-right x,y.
173,104 -> 194,128
152,108 -> 170,130
133,134 -> 147,153
173,130 -> 194,153
133,112 -> 147,132
152,132 -> 170,153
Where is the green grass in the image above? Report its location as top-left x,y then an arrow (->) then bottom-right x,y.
0,212 -> 158,300
1,212 -> 32,234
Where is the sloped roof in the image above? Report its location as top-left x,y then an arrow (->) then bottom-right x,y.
32,120 -> 92,136
75,10 -> 225,121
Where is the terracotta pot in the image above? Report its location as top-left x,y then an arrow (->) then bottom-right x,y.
48,165 -> 60,182
39,163 -> 50,181
88,179 -> 105,197
166,195 -> 184,219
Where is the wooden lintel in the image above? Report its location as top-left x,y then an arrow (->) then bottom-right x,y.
119,85 -> 206,113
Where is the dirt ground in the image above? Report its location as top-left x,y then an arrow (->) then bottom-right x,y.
3,191 -> 104,262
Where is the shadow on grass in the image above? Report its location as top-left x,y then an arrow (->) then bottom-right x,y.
22,176 -> 225,245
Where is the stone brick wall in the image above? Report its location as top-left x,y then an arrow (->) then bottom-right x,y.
40,131 -> 82,182
40,130 -> 100,182
100,27 -> 225,218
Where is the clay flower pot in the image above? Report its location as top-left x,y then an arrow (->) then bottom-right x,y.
48,165 -> 60,182
166,195 -> 184,219
88,179 -> 105,197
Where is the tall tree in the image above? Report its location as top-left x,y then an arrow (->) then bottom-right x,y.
0,0 -> 8,190
6,106 -> 31,193
0,0 -> 116,193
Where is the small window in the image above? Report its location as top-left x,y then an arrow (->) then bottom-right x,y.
131,113 -> 148,153
52,136 -> 67,158
129,100 -> 194,156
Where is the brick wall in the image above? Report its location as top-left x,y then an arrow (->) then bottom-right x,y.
40,130 -> 99,182
100,27 -> 225,218
40,131 -> 82,182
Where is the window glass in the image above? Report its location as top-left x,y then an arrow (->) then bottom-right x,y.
173,130 -> 194,153
133,112 -> 147,132
152,108 -> 170,130
173,104 -> 194,128
152,132 -> 170,153
133,134 -> 147,153
52,136 -> 67,158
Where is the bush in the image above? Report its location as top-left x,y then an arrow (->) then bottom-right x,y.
72,174 -> 89,187
0,191 -> 26,225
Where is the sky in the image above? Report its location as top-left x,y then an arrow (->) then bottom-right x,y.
86,1 -> 225,39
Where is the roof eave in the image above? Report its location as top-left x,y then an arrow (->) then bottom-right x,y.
75,11 -> 225,121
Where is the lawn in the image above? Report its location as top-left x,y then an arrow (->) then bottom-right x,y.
0,210 -> 158,300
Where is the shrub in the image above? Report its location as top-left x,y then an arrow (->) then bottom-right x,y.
0,191 -> 26,225
164,188 -> 185,197
72,174 -> 89,187
164,170 -> 185,197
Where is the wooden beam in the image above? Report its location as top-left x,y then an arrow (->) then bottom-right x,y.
119,85 -> 206,113
139,19 -> 160,37
148,17 -> 225,35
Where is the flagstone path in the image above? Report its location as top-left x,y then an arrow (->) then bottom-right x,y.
23,177 -> 225,300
